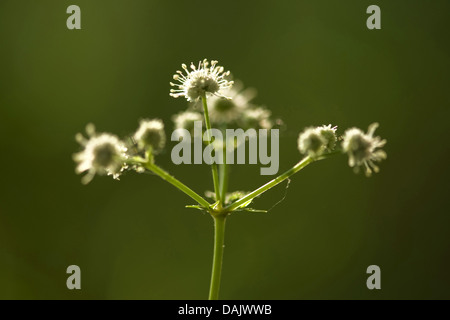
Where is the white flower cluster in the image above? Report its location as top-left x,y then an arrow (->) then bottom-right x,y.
342,123 -> 387,176
73,124 -> 128,185
172,111 -> 203,135
170,59 -> 234,102
134,119 -> 166,153
172,78 -> 278,133
298,125 -> 337,157
73,120 -> 166,184
298,123 -> 387,176
206,82 -> 258,125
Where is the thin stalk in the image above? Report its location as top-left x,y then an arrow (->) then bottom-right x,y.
145,162 -> 210,209
225,152 -> 339,212
208,215 -> 226,300
201,95 -> 221,204
219,146 -> 229,204
225,156 -> 314,211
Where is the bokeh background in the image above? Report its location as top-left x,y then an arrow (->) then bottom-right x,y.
0,0 -> 449,299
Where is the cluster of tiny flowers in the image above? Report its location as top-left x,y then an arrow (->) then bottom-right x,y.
172,110 -> 203,136
73,124 -> 128,184
206,82 -> 257,124
297,123 -> 387,176
240,107 -> 274,130
298,125 -> 337,157
134,119 -> 166,153
173,82 -> 277,134
342,123 -> 387,176
170,59 -> 234,102
206,82 -> 277,130
74,120 -> 166,184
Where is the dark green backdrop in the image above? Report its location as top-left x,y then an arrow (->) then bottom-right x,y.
0,0 -> 449,299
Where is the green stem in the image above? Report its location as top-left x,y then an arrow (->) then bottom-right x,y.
145,162 -> 211,209
208,215 -> 226,300
219,146 -> 229,204
201,95 -> 221,205
225,152 -> 339,212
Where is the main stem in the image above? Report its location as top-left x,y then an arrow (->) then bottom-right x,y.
201,95 -> 221,205
208,215 -> 226,300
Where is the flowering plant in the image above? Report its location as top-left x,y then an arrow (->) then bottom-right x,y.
74,59 -> 386,299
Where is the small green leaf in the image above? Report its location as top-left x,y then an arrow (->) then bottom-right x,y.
233,207 -> 268,213
243,208 -> 268,213
185,205 -> 207,212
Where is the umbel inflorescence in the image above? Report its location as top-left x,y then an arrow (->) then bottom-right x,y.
73,59 -> 387,299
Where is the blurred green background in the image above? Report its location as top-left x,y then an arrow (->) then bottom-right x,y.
0,0 -> 449,299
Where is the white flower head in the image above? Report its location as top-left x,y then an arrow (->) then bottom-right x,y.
73,124 -> 128,184
342,123 -> 387,177
298,124 -> 338,157
172,110 -> 203,134
317,124 -> 338,150
134,119 -> 166,153
297,127 -> 326,157
170,59 -> 234,102
240,107 -> 273,130
207,81 -> 257,124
